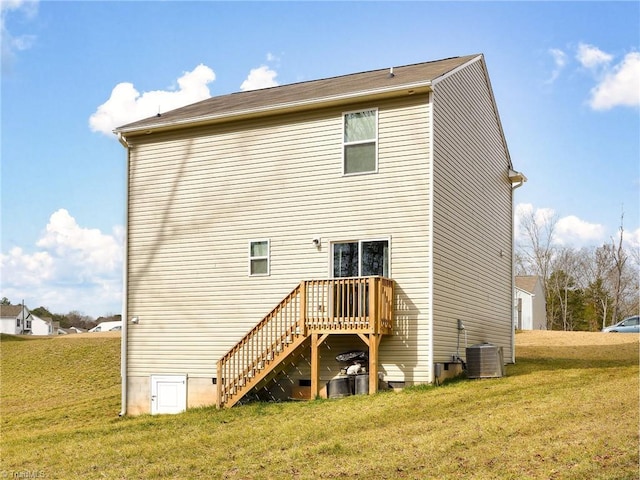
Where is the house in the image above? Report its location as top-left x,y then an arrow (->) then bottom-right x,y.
57,326 -> 86,335
515,275 -> 547,330
89,321 -> 122,332
1,306 -> 59,336
0,304 -> 31,335
29,314 -> 59,336
115,54 -> 526,414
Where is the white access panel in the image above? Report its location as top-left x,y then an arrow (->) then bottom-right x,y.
150,374 -> 187,415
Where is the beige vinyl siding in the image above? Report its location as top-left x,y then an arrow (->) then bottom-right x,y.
126,95 -> 432,382
431,58 -> 514,363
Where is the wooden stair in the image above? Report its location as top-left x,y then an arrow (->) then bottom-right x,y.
217,284 -> 306,408
234,338 -> 312,405
216,277 -> 394,408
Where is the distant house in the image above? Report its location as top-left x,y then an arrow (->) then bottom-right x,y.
515,276 -> 547,330
30,314 -> 59,336
89,321 -> 122,332
115,53 -> 526,414
0,304 -> 31,335
57,326 -> 87,335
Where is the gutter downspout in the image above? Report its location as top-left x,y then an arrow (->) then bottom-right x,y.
509,169 -> 526,364
118,132 -> 130,417
426,89 -> 440,385
426,90 -> 435,383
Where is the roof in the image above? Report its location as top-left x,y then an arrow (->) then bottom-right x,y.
515,276 -> 540,294
116,54 -> 480,135
0,305 -> 25,317
31,314 -> 53,324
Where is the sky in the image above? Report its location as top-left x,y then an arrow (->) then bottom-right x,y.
1,1 -> 639,317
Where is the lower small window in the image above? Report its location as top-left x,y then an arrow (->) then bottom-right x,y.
249,240 -> 270,276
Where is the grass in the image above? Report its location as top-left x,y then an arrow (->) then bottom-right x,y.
1,331 -> 638,479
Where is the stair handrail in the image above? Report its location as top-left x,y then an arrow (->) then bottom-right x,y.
217,283 -> 303,407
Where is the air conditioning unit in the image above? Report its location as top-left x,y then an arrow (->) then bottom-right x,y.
466,343 -> 504,379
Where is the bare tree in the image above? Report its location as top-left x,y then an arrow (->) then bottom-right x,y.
548,247 -> 584,330
625,245 -> 640,317
610,212 -> 628,323
580,245 -> 615,330
66,310 -> 95,330
517,208 -> 558,328
515,207 -> 638,330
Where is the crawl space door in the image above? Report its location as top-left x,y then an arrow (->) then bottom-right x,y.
150,374 -> 187,415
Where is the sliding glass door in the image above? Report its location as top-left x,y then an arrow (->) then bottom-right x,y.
331,239 -> 389,318
332,240 -> 389,278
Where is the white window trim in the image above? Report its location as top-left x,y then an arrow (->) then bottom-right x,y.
329,237 -> 391,277
342,108 -> 379,176
248,239 -> 270,276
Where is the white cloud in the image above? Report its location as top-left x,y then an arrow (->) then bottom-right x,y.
1,247 -> 54,286
36,209 -> 122,274
588,51 -> 640,110
576,43 -> 613,69
240,65 -> 279,91
0,209 -> 123,317
89,64 -> 216,135
627,227 -> 640,252
546,48 -> 567,84
547,43 -> 639,110
515,203 -> 606,248
555,215 -> 606,246
515,203 -> 555,232
1,0 -> 38,71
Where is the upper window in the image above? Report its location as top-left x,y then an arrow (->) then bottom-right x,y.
249,240 -> 270,276
343,109 -> 378,175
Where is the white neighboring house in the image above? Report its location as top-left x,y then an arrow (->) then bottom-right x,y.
30,314 -> 59,336
58,326 -> 87,334
515,275 -> 547,330
89,321 -> 122,333
0,304 -> 31,335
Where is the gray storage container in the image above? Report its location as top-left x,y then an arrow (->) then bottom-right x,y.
354,374 -> 369,395
327,376 -> 352,398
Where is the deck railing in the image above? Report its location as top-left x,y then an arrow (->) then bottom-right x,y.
216,276 -> 394,407
304,277 -> 394,334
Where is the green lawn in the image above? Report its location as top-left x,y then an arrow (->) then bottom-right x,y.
1,331 -> 638,479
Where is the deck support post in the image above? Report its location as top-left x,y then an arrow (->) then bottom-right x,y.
368,334 -> 381,395
216,361 -> 222,408
356,332 -> 380,394
368,277 -> 380,395
310,333 -> 319,399
310,333 -> 329,399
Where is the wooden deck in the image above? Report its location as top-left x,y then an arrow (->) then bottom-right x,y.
217,276 -> 394,407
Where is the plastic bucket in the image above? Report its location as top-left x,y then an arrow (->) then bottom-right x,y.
354,374 -> 369,395
328,376 -> 352,398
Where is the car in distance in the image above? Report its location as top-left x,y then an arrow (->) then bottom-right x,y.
602,315 -> 640,333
